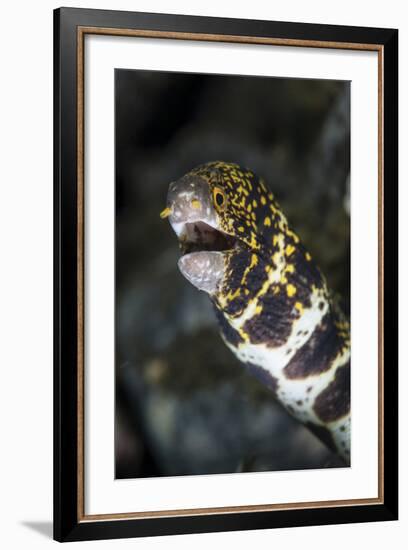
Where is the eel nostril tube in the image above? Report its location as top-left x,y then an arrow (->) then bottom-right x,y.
160,207 -> 172,219
191,199 -> 201,210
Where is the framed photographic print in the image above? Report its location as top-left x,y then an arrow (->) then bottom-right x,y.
53,7 -> 398,542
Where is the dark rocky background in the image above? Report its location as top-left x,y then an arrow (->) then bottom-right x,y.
115,69 -> 350,479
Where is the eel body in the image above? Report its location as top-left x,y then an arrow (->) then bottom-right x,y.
161,161 -> 350,464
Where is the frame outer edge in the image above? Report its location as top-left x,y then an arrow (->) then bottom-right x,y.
53,7 -> 398,541
382,28 -> 398,520
54,7 -> 81,542
53,7 -> 62,542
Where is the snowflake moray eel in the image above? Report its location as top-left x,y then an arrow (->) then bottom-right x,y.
161,161 -> 350,464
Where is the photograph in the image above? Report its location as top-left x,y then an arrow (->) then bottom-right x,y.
114,69 -> 351,479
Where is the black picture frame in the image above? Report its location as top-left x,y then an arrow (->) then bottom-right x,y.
54,7 -> 398,542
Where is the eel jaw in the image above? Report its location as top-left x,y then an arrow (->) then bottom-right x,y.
171,220 -> 236,295
178,251 -> 225,294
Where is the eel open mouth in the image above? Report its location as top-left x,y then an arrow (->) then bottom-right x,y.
179,221 -> 237,255
161,171 -> 238,294
168,220 -> 237,295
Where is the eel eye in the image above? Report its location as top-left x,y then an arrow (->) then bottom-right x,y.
213,187 -> 226,211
